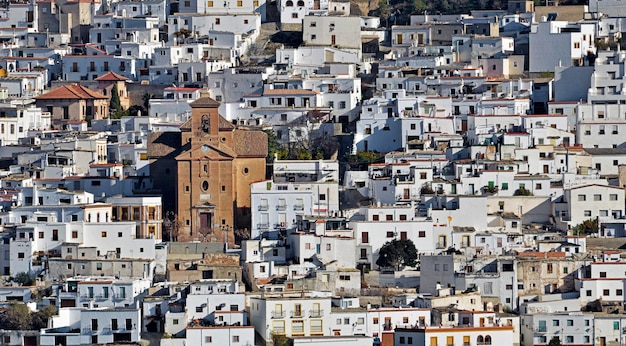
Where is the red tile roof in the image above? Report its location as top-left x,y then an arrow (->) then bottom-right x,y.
94,71 -> 128,81
34,84 -> 107,100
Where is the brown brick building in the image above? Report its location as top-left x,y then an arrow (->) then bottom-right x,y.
159,97 -> 268,243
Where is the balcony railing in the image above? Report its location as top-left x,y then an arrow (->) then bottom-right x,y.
258,205 -> 269,211
310,309 -> 323,318
294,205 -> 304,211
276,205 -> 287,211
258,223 -> 270,229
271,310 -> 285,319
291,310 -> 304,318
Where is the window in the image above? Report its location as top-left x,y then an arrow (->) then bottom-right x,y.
196,306 -> 203,312
604,289 -> 610,296
96,263 -> 102,271
232,336 -> 239,342
578,194 -> 586,201
600,271 -> 607,278
553,320 -> 560,326
17,252 -> 24,259
617,289 -> 623,296
547,263 -> 553,274
615,321 -> 620,330
205,336 -> 212,343
567,319 -> 574,326
584,210 -> 592,217
594,194 -> 602,201
101,231 -> 107,237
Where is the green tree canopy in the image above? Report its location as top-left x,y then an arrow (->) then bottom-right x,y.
573,218 -> 598,235
548,336 -> 562,346
110,84 -> 122,113
12,272 -> 33,286
0,303 -> 32,330
376,239 -> 418,270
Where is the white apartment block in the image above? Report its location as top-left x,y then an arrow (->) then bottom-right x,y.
520,312 -> 594,346
557,184 -> 625,227
395,311 -> 515,346
40,307 -> 141,345
278,0 -> 330,25
302,16 -> 361,51
250,160 -> 339,240
249,295 -> 332,343
0,102 -> 51,145
578,261 -> 626,304
529,21 -> 595,73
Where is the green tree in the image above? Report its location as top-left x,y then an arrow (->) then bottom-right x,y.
142,92 -> 154,113
264,130 -> 288,163
376,239 -> 418,270
31,305 -> 56,330
127,105 -> 144,117
513,187 -> 533,196
110,84 -> 122,114
411,0 -> 428,13
573,218 -> 599,235
12,272 -> 33,286
0,303 -> 32,330
378,0 -> 391,26
548,336 -> 562,346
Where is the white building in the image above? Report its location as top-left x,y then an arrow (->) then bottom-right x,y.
40,306 -> 141,345
529,21 -> 595,73
250,160 -> 339,240
394,311 -> 515,346
249,295 -> 332,343
520,312 -> 594,346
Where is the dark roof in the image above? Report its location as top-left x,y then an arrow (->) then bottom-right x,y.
584,148 -> 626,156
147,132 -> 182,158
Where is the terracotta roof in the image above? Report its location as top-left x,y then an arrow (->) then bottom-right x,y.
147,132 -> 182,158
190,97 -> 220,108
218,115 -> 236,131
94,71 -> 128,81
34,84 -> 107,100
232,129 -> 267,157
179,118 -> 192,131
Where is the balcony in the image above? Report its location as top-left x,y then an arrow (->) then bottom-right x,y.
294,205 -> 304,211
291,310 -> 304,318
383,324 -> 393,331
271,310 -> 285,319
258,205 -> 269,211
535,328 -> 547,333
258,223 -> 270,229
276,222 -> 287,229
276,205 -> 287,211
309,309 -> 323,318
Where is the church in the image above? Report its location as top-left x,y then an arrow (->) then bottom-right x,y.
149,97 -> 267,243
